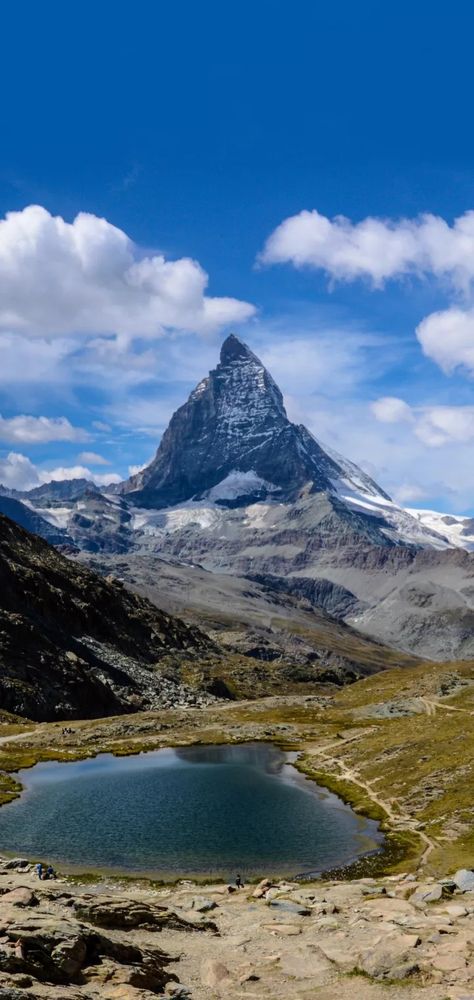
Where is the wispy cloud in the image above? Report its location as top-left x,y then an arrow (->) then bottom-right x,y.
77,451 -> 110,465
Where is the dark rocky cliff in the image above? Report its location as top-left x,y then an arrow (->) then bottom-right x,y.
0,514 -> 219,721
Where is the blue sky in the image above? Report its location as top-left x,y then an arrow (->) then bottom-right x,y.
2,1 -> 474,510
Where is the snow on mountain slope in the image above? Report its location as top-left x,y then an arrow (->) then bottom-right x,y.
406,507 -> 474,551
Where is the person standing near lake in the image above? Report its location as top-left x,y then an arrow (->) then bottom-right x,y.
236,873 -> 244,889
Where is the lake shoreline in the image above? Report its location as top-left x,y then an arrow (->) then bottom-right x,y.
0,740 -> 383,884
0,699 -> 420,883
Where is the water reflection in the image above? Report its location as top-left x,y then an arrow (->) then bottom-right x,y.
0,743 -> 382,878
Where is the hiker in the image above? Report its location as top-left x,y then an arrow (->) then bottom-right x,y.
236,873 -> 244,889
45,865 -> 56,880
35,862 -> 43,879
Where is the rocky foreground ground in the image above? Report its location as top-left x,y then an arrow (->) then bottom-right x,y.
1,860 -> 474,999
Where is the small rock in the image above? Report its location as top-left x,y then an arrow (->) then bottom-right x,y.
183,896 -> 217,913
200,958 -> 231,988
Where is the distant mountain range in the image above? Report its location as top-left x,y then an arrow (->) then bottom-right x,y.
2,334 -> 474,662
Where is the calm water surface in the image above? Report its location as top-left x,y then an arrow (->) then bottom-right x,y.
0,743 -> 382,877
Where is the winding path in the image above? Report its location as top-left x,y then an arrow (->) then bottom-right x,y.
304,733 -> 437,869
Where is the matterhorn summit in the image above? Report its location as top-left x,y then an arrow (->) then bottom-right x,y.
124,333 -> 382,508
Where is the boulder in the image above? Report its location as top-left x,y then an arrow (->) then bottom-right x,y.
411,884 -> 443,906
432,951 -> 467,972
0,912 -> 175,990
252,879 -> 274,898
74,895 -> 216,932
279,945 -> 333,981
453,870 -> 474,892
50,934 -> 87,978
358,933 -> 421,980
1,861 -> 29,871
0,889 -> 38,908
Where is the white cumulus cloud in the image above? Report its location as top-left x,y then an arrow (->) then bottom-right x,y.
260,208 -> 474,289
0,414 -> 89,444
416,307 -> 474,374
0,205 -> 255,337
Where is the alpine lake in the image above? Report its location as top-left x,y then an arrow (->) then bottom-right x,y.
0,742 -> 382,879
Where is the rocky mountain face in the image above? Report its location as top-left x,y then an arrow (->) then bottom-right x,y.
122,334 -> 390,514
0,513 -> 231,721
3,334 -> 474,662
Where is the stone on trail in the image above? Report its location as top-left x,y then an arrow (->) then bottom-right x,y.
454,870 -> 474,892
279,944 -> 333,981
267,899 -> 311,915
411,883 -> 443,906
358,942 -> 419,980
317,939 -> 359,972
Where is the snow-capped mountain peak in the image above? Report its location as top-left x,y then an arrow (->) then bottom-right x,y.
122,334 -> 345,507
